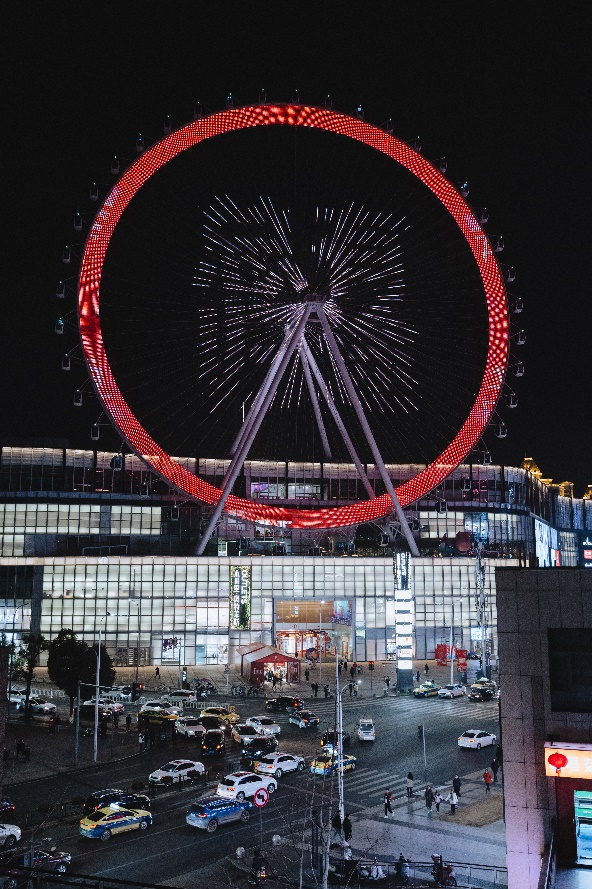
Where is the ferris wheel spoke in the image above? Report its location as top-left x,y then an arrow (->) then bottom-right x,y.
300,347 -> 332,460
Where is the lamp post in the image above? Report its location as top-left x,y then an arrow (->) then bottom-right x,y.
318,600 -> 325,686
94,612 -> 110,763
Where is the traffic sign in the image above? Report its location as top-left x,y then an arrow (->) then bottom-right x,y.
253,788 -> 269,808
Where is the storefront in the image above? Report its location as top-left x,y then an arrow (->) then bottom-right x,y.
274,598 -> 354,662
545,742 -> 592,865
238,644 -> 301,686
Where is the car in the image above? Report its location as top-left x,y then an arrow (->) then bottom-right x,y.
83,789 -> 151,818
245,716 -> 281,735
139,705 -> 180,724
265,696 -> 304,713
217,771 -> 277,801
320,730 -> 351,751
253,753 -> 305,778
16,698 -> 57,714
0,848 -> 71,874
200,706 -> 240,725
186,797 -> 254,833
468,687 -> 496,702
458,729 -> 497,749
0,800 -> 16,818
80,805 -> 152,840
140,700 -> 182,715
175,716 -> 207,738
288,710 -> 319,729
105,685 -> 132,702
74,703 -> 112,723
472,677 -> 497,691
0,824 -> 21,849
149,759 -> 205,784
7,691 -> 25,706
196,715 -> 232,733
438,684 -> 466,699
83,697 -> 125,713
413,682 -> 442,698
231,723 -> 263,744
166,690 -> 198,704
201,729 -> 226,755
241,735 -> 279,765
356,717 -> 376,741
310,753 -> 357,776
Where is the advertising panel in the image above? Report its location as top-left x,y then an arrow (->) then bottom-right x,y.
577,531 -> 592,568
545,742 -> 592,778
535,518 -> 559,567
331,599 -> 352,625
230,565 -> 251,629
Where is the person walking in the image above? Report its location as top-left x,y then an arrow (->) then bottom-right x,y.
446,789 -> 458,813
490,757 -> 500,782
424,784 -> 434,814
305,667 -> 310,682
323,684 -> 331,699
343,814 -> 353,841
384,788 -> 394,818
496,744 -> 503,768
348,680 -> 354,697
452,775 -> 462,798
424,663 -> 429,675
272,674 -> 277,689
350,665 -> 356,680
483,768 -> 493,793
125,714 -> 132,733
415,670 -> 421,682
433,790 -> 443,814
311,682 -> 319,698
155,666 -> 160,679
406,772 -> 414,798
331,810 -> 342,840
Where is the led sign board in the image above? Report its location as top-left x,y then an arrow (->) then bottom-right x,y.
230,565 -> 251,629
545,742 -> 592,778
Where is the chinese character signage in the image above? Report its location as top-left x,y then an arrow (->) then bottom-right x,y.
230,565 -> 251,629
545,742 -> 592,778
577,532 -> 592,568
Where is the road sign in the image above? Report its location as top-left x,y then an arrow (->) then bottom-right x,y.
253,788 -> 269,808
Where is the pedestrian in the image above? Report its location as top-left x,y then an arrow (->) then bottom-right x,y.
125,714 -> 132,733
350,665 -> 356,680
272,674 -> 277,689
138,731 -> 145,750
113,713 -> 119,730
343,660 -> 348,673
384,788 -> 393,818
496,744 -> 503,768
384,675 -> 390,688
353,681 -> 357,696
331,810 -> 342,840
48,716 -> 55,735
446,789 -> 458,813
415,670 -> 420,682
425,784 -> 434,814
155,666 -> 160,679
54,713 -> 62,733
483,768 -> 493,793
424,663 -> 429,675
343,814 -> 353,841
311,682 -> 319,698
490,757 -> 499,782
433,790 -> 443,814
406,772 -> 414,798
324,684 -> 330,699
348,681 -> 354,697
23,745 -> 30,761
452,775 -> 462,798
100,718 -> 108,738
16,740 -> 26,760
305,668 -> 310,682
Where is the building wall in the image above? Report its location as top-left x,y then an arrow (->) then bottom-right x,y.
496,567 -> 592,889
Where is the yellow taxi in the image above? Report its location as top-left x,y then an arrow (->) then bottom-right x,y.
80,805 -> 152,841
200,706 -> 240,725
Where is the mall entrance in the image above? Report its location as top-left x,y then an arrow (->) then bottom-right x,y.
274,599 -> 353,663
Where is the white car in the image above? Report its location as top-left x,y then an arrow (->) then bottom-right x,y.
253,753 -> 305,778
356,718 -> 376,741
16,698 -> 57,714
217,771 -> 277,801
83,698 -> 125,713
175,716 -> 206,739
140,700 -> 182,716
7,691 -> 25,706
105,686 -> 132,702
458,729 -> 497,749
166,690 -> 198,704
245,716 -> 281,736
149,759 -> 205,784
438,684 -> 466,699
0,823 -> 21,848
231,723 -> 263,744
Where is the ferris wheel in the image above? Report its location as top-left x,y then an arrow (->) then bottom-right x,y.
75,103 -> 517,550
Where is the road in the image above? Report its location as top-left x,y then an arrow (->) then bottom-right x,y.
7,691 -> 500,887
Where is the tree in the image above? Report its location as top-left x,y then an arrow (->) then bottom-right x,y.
19,633 -> 48,720
47,630 -> 115,711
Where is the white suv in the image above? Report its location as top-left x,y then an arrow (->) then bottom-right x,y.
217,771 -> 277,801
356,718 -> 376,741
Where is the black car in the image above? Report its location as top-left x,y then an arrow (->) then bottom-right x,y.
468,687 -> 495,702
240,735 -> 279,764
196,716 -> 231,733
265,696 -> 304,713
201,729 -> 226,756
83,788 -> 151,818
320,730 -> 351,749
0,848 -> 71,881
74,704 -> 111,723
0,800 -> 15,817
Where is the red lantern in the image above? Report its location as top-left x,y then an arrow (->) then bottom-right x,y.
548,752 -> 568,774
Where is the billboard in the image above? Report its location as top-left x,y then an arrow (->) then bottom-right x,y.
331,599 -> 352,625
230,565 -> 251,629
577,531 -> 592,568
534,518 -> 559,567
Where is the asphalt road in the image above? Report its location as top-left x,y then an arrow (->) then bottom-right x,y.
7,692 -> 500,887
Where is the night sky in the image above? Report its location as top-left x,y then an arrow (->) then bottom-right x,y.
3,5 -> 590,496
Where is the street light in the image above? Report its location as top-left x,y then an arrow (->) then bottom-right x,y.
318,600 -> 325,686
94,612 -> 110,763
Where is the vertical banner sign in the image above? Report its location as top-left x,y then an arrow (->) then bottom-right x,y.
230,566 -> 251,629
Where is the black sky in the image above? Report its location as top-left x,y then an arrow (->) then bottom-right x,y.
3,4 -> 590,495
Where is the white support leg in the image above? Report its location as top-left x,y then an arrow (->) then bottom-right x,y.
300,348 -> 332,460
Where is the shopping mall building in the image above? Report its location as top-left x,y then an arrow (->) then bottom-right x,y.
0,446 -> 590,671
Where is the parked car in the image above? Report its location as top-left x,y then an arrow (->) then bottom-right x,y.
320,730 -> 351,751
0,824 -> 21,849
149,759 -> 205,785
217,771 -> 277,801
245,716 -> 281,736
199,706 -> 239,725
438,684 -> 466,699
186,797 -> 253,833
201,729 -> 226,756
80,805 -> 152,841
7,691 -> 25,707
83,789 -> 151,818
241,735 -> 279,765
288,710 -> 319,729
458,729 -> 497,749
0,848 -> 71,874
15,698 -> 56,714
310,753 -> 357,777
413,682 -> 441,698
231,723 -> 263,745
253,753 -> 305,778
175,716 -> 206,739
265,696 -> 304,713
356,717 -> 376,741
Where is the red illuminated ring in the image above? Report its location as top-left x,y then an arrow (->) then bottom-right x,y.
78,104 -> 509,529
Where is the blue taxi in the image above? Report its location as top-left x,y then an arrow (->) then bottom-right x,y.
79,805 -> 152,841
